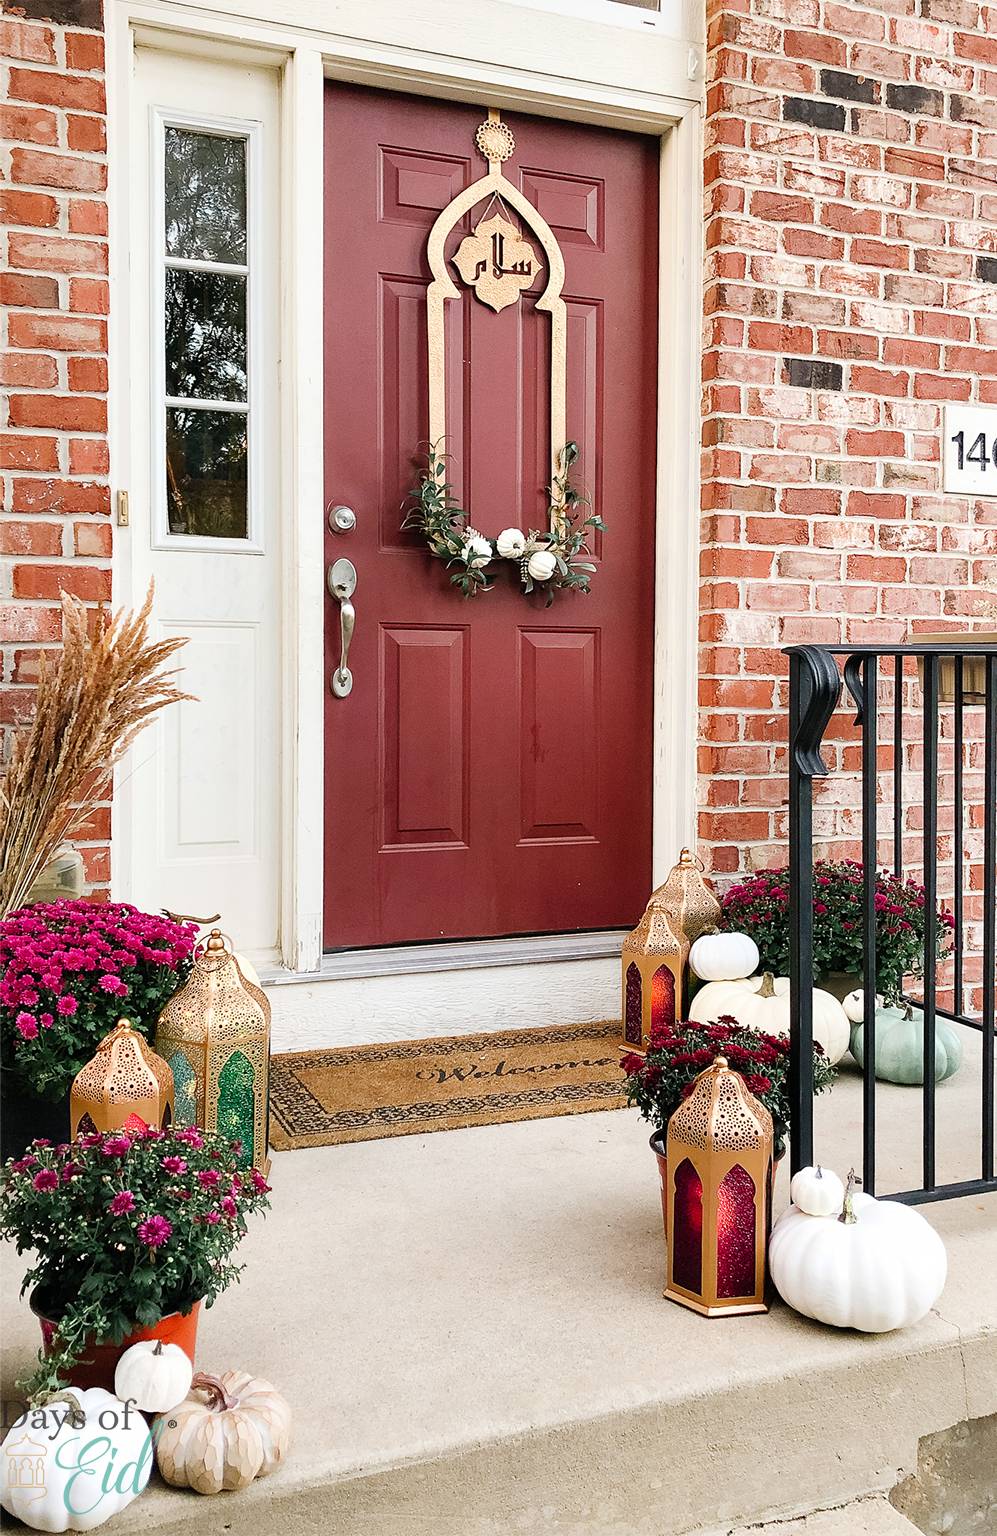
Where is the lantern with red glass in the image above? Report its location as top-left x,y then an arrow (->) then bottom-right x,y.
664,1054 -> 773,1316
620,899 -> 689,1053
70,1018 -> 175,1141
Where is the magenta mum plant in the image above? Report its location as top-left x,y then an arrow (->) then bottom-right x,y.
622,1015 -> 836,1149
720,861 -> 954,1004
1,1124 -> 271,1399
1,901 -> 196,1102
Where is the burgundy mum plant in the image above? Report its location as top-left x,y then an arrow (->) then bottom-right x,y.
0,1124 -> 271,1399
621,1015 -> 836,1149
1,901 -> 196,1102
721,860 -> 954,1004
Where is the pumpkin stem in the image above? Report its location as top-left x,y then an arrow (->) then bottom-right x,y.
153,1340 -> 163,1356
191,1372 -> 238,1412
816,1165 -> 823,1178
838,1167 -> 861,1225
903,1003 -> 914,1021
758,972 -> 776,999
31,1389 -> 85,1427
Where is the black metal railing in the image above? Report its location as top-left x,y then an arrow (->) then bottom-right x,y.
786,640 -> 997,1205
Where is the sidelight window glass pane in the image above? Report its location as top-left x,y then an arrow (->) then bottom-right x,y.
165,128 -> 247,264
165,268 -> 247,401
166,407 -> 248,539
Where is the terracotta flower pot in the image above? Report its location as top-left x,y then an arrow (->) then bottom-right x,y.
650,1133 -> 785,1242
30,1290 -> 201,1393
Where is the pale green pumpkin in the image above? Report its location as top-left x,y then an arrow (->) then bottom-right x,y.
849,1002 -> 963,1085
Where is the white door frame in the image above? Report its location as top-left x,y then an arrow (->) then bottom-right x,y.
108,0 -> 704,976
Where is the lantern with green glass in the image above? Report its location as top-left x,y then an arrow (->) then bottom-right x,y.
155,930 -> 270,1172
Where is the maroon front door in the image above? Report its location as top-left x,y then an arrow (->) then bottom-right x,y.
324,85 -> 658,949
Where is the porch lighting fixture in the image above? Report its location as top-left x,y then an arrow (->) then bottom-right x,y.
621,899 -> 688,1051
664,1055 -> 773,1317
70,1018 -> 175,1140
155,930 -> 271,1172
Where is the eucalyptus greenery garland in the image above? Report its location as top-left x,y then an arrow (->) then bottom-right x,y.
403,441 -> 606,605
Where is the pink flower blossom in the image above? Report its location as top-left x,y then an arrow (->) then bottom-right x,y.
98,974 -> 129,996
15,1012 -> 38,1039
32,1169 -> 59,1192
203,1211 -> 220,1225
220,1196 -> 237,1217
109,1191 -> 135,1215
198,1169 -> 221,1188
10,1157 -> 37,1173
56,995 -> 78,1015
102,1136 -> 132,1156
161,1156 -> 187,1175
137,1215 -> 172,1247
61,1162 -> 81,1182
39,1013 -> 54,1028
175,1129 -> 203,1147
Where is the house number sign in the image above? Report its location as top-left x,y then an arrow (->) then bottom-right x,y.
942,404 -> 997,493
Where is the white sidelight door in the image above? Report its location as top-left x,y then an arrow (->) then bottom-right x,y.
117,47 -> 282,964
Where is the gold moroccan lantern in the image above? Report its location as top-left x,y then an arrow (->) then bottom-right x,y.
650,847 -> 722,947
154,930 -> 270,1172
70,1018 -> 175,1139
664,1055 -> 773,1317
621,900 -> 689,1051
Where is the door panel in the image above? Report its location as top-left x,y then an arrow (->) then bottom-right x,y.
381,627 -> 469,849
324,84 -> 657,949
519,630 -> 598,844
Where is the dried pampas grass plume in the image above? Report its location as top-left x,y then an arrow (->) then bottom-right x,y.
0,582 -> 193,917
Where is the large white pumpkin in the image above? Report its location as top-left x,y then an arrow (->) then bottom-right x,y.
0,1388 -> 152,1532
688,972 -> 850,1064
769,1178 -> 947,1333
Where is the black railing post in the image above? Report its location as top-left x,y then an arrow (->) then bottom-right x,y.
983,655 -> 996,1184
922,652 -> 938,1193
861,654 -> 878,1196
953,656 -> 965,1013
786,645 -> 842,1176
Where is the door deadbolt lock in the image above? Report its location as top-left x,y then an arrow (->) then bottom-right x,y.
328,504 -> 357,534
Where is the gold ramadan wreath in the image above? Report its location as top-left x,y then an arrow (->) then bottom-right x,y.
403,111 -> 604,602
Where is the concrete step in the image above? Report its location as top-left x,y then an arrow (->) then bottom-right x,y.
2,1050 -> 995,1536
714,1499 -> 924,1535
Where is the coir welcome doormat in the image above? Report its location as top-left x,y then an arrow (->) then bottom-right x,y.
268,1021 -> 627,1149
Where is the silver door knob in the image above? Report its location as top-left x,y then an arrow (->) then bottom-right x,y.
327,558 -> 356,697
328,504 -> 356,534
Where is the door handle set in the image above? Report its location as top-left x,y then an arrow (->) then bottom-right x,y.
327,557 -> 356,698
327,504 -> 357,698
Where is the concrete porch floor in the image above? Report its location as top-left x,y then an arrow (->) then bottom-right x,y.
2,1029 -> 995,1536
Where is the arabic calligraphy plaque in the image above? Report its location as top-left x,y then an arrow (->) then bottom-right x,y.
452,212 -> 539,313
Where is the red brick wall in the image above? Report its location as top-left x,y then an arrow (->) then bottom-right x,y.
2,4 -> 111,895
699,0 -> 997,1013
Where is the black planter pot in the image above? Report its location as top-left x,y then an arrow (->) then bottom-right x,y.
0,1090 -> 72,1163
